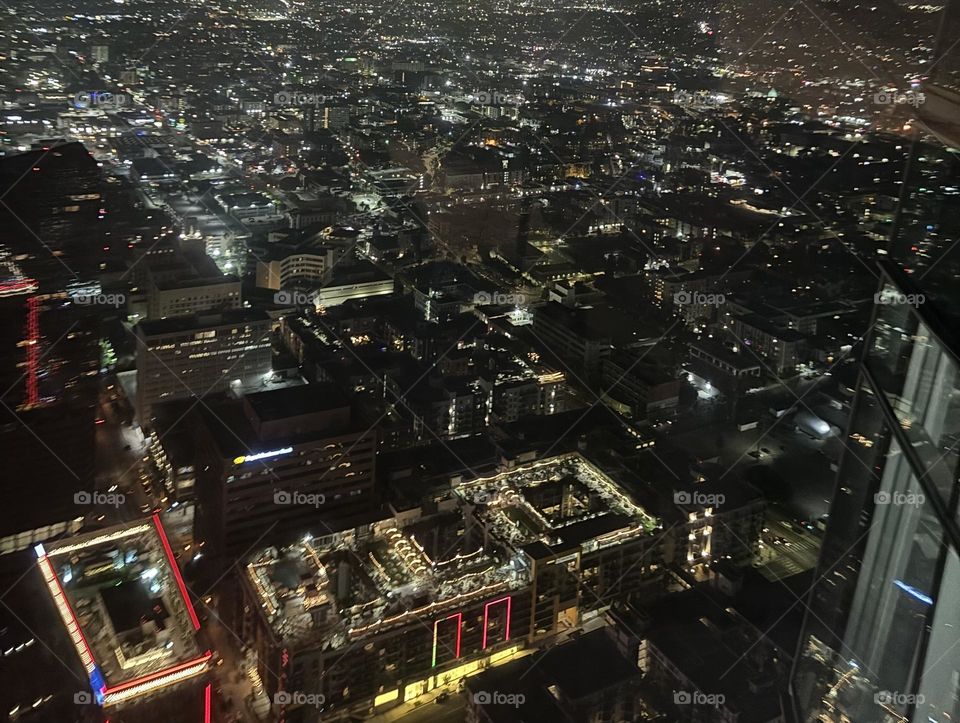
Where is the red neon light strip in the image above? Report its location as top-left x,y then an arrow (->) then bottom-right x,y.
446,612 -> 462,658
39,548 -> 209,704
37,555 -> 98,673
432,612 -> 462,664
102,650 -> 212,695
204,683 -> 212,723
481,595 -> 512,649
25,296 -> 39,407
152,513 -> 201,630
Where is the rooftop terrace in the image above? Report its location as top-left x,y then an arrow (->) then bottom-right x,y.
35,515 -> 209,707
245,455 -> 658,650
455,454 -> 658,551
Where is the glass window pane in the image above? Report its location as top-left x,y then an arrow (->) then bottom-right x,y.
794,439 -> 943,720
867,300 -> 960,510
913,547 -> 960,723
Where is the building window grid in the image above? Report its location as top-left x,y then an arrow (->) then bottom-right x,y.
796,284 -> 960,722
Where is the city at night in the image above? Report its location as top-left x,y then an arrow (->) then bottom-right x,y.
0,0 -> 958,721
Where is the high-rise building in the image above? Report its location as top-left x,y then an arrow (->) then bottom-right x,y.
0,259 -> 100,555
134,309 -> 273,424
0,143 -> 104,282
790,5 -> 960,716
789,262 -> 960,722
192,384 -> 378,556
0,254 -> 39,406
127,241 -> 242,321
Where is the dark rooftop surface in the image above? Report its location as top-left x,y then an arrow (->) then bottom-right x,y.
137,308 -> 271,336
201,386 -> 370,458
641,590 -> 786,721
732,312 -> 807,341
551,512 -> 633,549
463,628 -> 641,721
100,580 -> 167,635
535,300 -> 665,344
244,382 -> 349,421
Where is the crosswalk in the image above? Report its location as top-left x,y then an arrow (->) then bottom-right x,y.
759,533 -> 821,581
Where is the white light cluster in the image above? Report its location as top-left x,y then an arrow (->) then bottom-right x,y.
102,655 -> 211,706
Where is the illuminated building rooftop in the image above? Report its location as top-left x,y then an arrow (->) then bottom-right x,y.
246,511 -> 518,651
455,454 -> 659,554
246,454 -> 658,651
34,515 -> 210,708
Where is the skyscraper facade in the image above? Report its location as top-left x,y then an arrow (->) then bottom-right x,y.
790,262 -> 960,722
